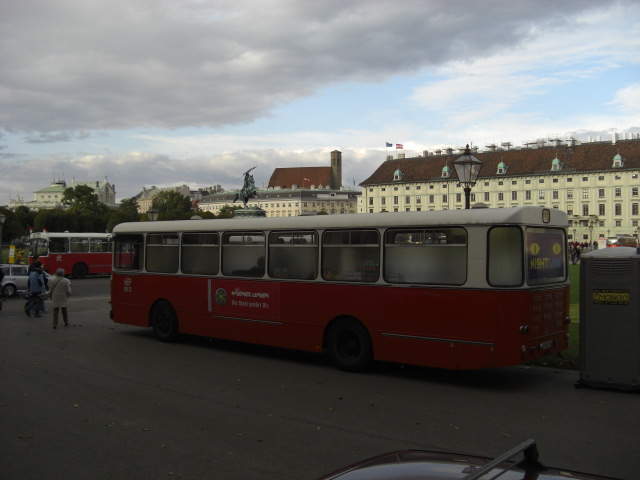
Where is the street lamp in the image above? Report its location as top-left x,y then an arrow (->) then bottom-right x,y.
453,144 -> 483,209
0,213 -> 5,263
147,208 -> 159,221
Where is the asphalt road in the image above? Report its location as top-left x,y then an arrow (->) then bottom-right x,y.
0,277 -> 638,480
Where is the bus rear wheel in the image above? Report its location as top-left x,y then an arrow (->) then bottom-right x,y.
151,300 -> 179,342
72,263 -> 88,279
326,318 -> 373,372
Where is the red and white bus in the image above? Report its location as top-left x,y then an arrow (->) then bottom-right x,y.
30,232 -> 112,278
110,206 -> 570,371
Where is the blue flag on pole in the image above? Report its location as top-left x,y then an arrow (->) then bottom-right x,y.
386,142 -> 392,147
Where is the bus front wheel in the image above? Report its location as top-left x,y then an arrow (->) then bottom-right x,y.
151,300 -> 179,342
72,263 -> 88,279
326,318 -> 373,372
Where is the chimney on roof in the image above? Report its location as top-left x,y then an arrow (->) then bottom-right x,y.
386,155 -> 393,161
423,150 -> 429,156
398,153 -> 405,159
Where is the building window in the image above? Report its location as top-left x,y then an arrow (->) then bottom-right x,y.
539,191 -> 545,199
633,203 -> 639,216
567,190 -> 573,199
526,191 -> 531,200
498,192 -> 504,201
512,191 -> 517,200
526,180 -> 531,185
582,204 -> 589,216
381,198 -> 386,206
442,195 -> 448,203
615,220 -> 622,227
484,192 -> 490,202
405,196 -> 410,204
393,196 -> 398,205
632,187 -> 638,197
582,177 -> 588,182
615,204 -> 622,215
615,188 -> 622,198
512,180 -> 517,185
429,195 -> 434,203
567,177 -> 572,182
552,189 -> 559,199
369,197 -> 373,205
416,195 -> 421,204
599,189 -> 605,198
456,193 -> 462,202
599,204 -> 605,216
539,179 -> 544,184
582,189 -> 589,199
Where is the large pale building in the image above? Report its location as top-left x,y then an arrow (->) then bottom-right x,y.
199,150 -> 360,217
360,136 -> 640,244
9,176 -> 117,210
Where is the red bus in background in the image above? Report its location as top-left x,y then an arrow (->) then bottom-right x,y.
29,232 -> 112,278
110,207 -> 570,371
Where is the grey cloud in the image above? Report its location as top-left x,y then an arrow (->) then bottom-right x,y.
1,0 -> 606,134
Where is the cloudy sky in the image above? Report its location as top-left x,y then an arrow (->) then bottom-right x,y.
1,0 -> 639,204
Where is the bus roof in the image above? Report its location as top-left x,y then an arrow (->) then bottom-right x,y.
113,206 -> 567,234
30,232 -> 112,239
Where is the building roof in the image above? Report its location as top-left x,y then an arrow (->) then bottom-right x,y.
268,166 -> 332,189
360,139 -> 640,186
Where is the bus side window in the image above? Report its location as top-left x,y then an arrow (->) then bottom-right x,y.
488,227 -> 523,286
384,228 -> 467,285
49,238 -> 69,253
322,230 -> 379,282
90,238 -> 108,252
222,232 -> 266,277
114,234 -> 144,271
268,232 -> 318,280
181,233 -> 219,275
70,238 -> 90,253
146,234 -> 179,273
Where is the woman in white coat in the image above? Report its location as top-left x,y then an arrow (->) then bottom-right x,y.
49,268 -> 72,329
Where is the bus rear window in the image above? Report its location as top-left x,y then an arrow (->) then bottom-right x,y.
525,227 -> 566,285
488,227 -> 523,286
384,228 -> 467,284
114,234 -> 144,271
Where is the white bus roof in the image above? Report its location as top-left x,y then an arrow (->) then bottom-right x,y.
113,206 -> 567,234
30,232 -> 112,239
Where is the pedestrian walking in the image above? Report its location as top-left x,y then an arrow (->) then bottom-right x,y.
26,261 -> 46,317
49,268 -> 71,329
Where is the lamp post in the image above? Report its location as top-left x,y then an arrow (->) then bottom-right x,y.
453,144 -> 483,209
147,208 -> 159,222
0,213 -> 5,263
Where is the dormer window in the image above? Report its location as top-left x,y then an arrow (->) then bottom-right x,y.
441,165 -> 451,178
497,161 -> 508,175
393,169 -> 403,181
612,153 -> 624,168
551,157 -> 562,171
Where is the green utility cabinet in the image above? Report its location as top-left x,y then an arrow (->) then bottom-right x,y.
577,247 -> 640,391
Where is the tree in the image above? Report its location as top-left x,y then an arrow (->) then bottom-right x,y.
62,185 -> 103,212
152,191 -> 192,220
216,205 -> 242,219
60,185 -> 109,232
106,197 -> 140,231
